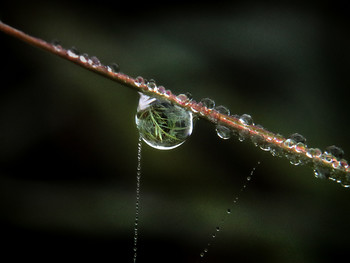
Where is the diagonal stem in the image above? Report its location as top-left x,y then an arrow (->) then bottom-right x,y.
1,21 -> 349,187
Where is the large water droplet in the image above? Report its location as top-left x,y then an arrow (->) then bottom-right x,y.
215,125 -> 231,139
136,93 -> 193,150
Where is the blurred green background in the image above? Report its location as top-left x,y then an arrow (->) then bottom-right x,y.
1,1 -> 349,262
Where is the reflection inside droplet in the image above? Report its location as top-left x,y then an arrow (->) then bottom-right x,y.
135,93 -> 193,150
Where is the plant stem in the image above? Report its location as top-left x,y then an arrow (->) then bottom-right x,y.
1,21 -> 349,187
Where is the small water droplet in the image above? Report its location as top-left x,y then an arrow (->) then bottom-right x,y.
239,114 -> 254,125
216,226 -> 220,232
247,176 -> 251,181
227,209 -> 231,214
67,47 -> 79,58
200,98 -> 215,109
146,79 -> 157,91
216,125 -> 231,139
215,105 -> 230,115
185,92 -> 193,100
295,142 -> 306,153
134,76 -> 145,87
200,252 -> 205,257
89,56 -> 101,67
306,148 -> 322,158
157,85 -> 166,94
325,145 -> 344,159
79,53 -> 89,63
238,129 -> 249,142
284,138 -> 296,149
314,164 -> 331,179
51,39 -> 63,52
136,93 -> 193,150
289,133 -> 307,144
111,62 -> 120,73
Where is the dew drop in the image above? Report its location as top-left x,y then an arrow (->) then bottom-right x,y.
295,142 -> 306,153
289,133 -> 307,144
111,62 -> 120,73
176,94 -> 190,105
239,114 -> 254,125
313,164 -> 331,179
134,76 -> 145,87
136,93 -> 193,150
79,53 -> 89,63
283,138 -> 296,149
67,47 -> 79,58
185,92 -> 193,100
51,39 -> 63,52
215,105 -> 230,115
200,98 -> 215,109
227,209 -> 231,214
215,125 -> 231,140
238,130 -> 249,142
89,56 -> 101,67
325,145 -> 344,159
146,79 -> 157,91
306,148 -> 322,158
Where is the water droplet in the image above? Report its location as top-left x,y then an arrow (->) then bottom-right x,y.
111,62 -> 120,73
79,53 -> 89,63
200,98 -> 215,109
215,125 -> 231,139
216,226 -> 220,232
306,148 -> 322,158
325,145 -> 344,159
89,56 -> 101,67
284,138 -> 296,149
134,76 -> 145,87
295,142 -> 306,153
157,85 -> 166,94
313,164 -> 331,179
67,47 -> 79,58
238,129 -> 249,142
136,93 -> 193,150
289,133 -> 307,144
176,94 -> 190,105
185,92 -> 193,100
51,39 -> 63,52
146,79 -> 157,91
227,209 -> 231,214
200,252 -> 205,257
215,105 -> 230,115
239,114 -> 254,125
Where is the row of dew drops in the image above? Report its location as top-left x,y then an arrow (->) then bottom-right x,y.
132,76 -> 349,188
52,40 -> 349,188
52,40 -> 121,74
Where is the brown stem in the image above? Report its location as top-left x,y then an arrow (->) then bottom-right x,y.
1,21 -> 349,187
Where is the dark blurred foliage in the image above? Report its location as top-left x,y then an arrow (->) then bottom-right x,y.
1,1 -> 349,262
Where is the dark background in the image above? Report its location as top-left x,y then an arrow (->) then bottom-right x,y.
1,1 -> 349,262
